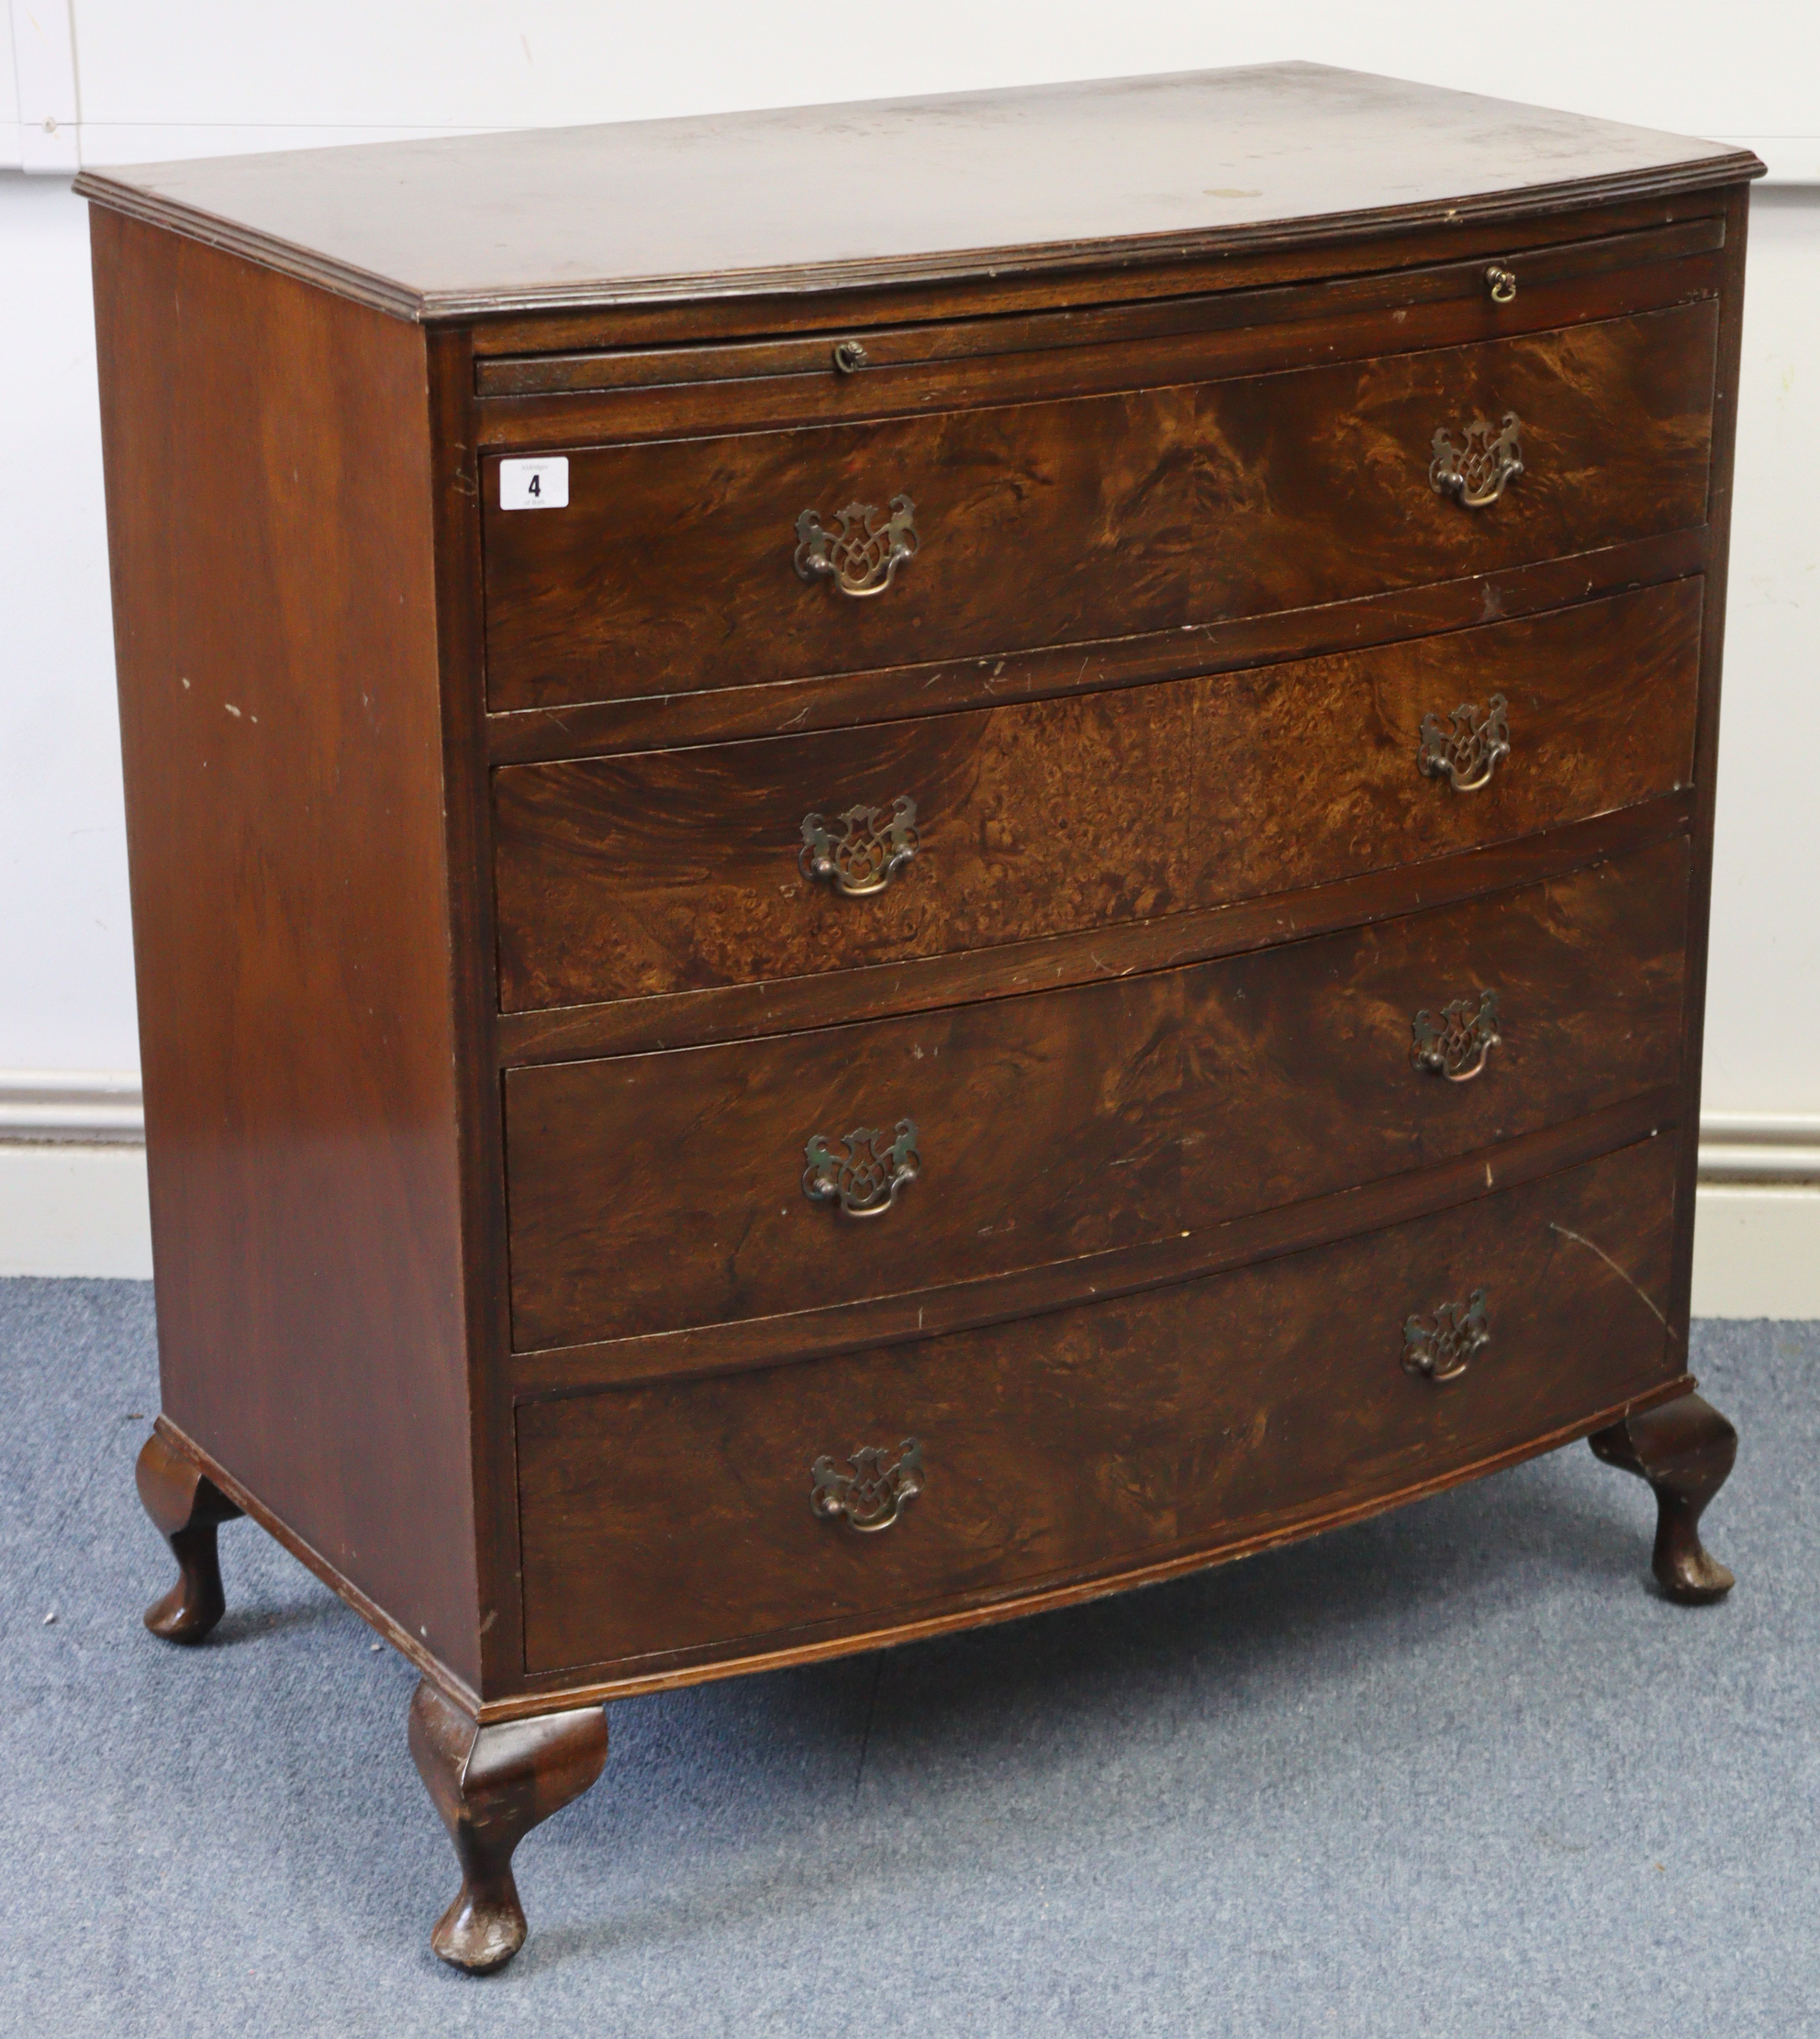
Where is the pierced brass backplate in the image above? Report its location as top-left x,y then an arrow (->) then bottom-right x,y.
794,496 -> 918,596
803,1119 -> 921,1219
810,1439 -> 925,1532
800,796 -> 920,897
1402,1289 -> 1491,1383
1418,693 -> 1510,793
1412,990 -> 1502,1082
1430,411 -> 1524,507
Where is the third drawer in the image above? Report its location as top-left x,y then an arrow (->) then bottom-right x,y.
504,834 -> 1688,1353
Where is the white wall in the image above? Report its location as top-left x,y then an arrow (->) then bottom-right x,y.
0,170 -> 134,1072
4,2 -> 1817,176
2,3 -> 1818,1298
1706,190 -> 1820,1112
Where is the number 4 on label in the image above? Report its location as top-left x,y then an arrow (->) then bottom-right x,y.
499,457 -> 570,510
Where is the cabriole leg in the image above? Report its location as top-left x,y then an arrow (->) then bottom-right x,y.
408,1677 -> 609,1975
1590,1390 -> 1737,1604
136,1427 -> 243,1643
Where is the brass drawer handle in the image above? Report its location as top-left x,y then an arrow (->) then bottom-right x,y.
832,340 -> 870,373
1484,263 -> 1517,305
794,495 -> 919,597
1402,1289 -> 1491,1384
1419,692 -> 1509,792
1429,411 -> 1524,507
800,796 -> 920,896
811,1439 -> 924,1531
804,1118 -> 920,1219
1412,990 -> 1501,1082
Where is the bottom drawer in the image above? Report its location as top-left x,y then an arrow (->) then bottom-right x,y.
516,1134 -> 1681,1677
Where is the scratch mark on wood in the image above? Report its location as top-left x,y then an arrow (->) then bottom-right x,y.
1549,1223 -> 1668,1326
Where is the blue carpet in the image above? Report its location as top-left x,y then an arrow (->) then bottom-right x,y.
4,1276 -> 1813,2037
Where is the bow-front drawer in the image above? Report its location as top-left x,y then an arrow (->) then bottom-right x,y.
512,1133 -> 1680,1678
492,578 -> 1699,1013
480,301 -> 1715,715
503,836 -> 1687,1353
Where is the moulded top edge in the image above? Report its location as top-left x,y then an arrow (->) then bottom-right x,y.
73,64 -> 1765,326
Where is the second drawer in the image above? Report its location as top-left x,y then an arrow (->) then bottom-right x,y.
492,579 -> 1699,1013
504,836 -> 1688,1352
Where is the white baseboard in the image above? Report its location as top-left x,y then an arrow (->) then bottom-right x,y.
0,1068 -> 143,1141
0,1140 -> 153,1277
1689,1184 -> 1820,1319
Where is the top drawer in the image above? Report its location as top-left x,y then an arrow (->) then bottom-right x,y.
481,301 -> 1718,714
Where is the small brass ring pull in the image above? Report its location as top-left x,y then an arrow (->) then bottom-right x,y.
1418,692 -> 1509,793
1402,1289 -> 1491,1384
804,1119 -> 920,1219
1429,411 -> 1524,508
832,340 -> 870,373
811,1439 -> 924,1532
800,796 -> 920,897
1485,263 -> 1517,306
795,495 -> 919,597
1412,990 -> 1502,1082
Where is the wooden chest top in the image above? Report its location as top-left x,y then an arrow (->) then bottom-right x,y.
73,62 -> 1755,318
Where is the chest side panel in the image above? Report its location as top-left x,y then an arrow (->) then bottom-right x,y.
91,213 -> 483,1688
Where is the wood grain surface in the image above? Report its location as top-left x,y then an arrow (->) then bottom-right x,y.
475,219 -> 1723,399
481,303 -> 1715,712
91,213 -> 485,1684
481,384 -> 1191,711
1189,305 -> 1714,620
510,1091 -> 1679,1397
81,90 -> 1755,1744
493,579 -> 1701,1011
89,210 -> 487,1688
484,531 -> 1708,768
470,241 -> 1720,453
514,1132 -> 1680,1677
71,66 -> 1756,320
408,1678 -> 610,1972
1662,184 -> 1751,1392
497,797 -> 1690,1070
463,193 -> 1725,365
504,838 -> 1687,1351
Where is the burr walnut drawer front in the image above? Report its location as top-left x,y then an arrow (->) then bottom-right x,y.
503,836 -> 1687,1354
480,302 -> 1717,714
512,1134 -> 1680,1677
493,579 -> 1699,1013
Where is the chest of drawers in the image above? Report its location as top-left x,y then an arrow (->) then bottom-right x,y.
81,64 -> 1759,1971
